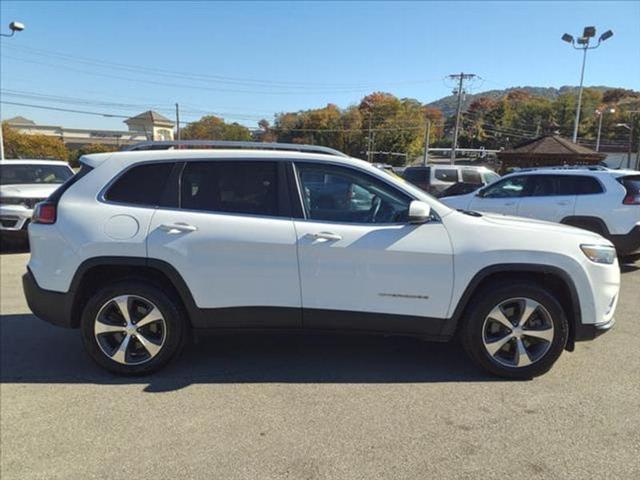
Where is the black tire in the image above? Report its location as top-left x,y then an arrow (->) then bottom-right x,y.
460,282 -> 568,379
80,280 -> 188,375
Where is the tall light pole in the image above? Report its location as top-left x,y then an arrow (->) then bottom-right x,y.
561,27 -> 613,144
595,107 -> 615,152
0,21 -> 26,160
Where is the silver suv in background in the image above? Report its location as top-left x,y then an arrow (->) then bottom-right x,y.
402,165 -> 500,195
0,160 -> 74,246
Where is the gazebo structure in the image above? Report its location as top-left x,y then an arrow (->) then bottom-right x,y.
497,135 -> 606,173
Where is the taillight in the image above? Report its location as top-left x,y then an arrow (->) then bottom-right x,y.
32,202 -> 57,224
623,194 -> 640,205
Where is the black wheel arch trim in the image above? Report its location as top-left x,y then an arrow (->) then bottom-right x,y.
66,256 -> 201,328
445,263 -> 583,348
560,216 -> 610,235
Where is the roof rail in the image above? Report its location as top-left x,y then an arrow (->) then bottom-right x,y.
514,165 -> 609,172
123,140 -> 349,157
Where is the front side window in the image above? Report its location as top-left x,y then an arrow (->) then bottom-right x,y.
105,162 -> 174,206
434,168 -> 459,182
296,163 -> 411,223
483,171 -> 501,184
0,164 -> 73,185
481,176 -> 529,198
181,161 -> 278,216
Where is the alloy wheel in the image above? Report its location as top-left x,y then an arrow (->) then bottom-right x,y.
94,295 -> 166,365
482,297 -> 555,368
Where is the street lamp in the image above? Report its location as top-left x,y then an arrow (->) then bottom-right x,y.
595,107 -> 615,152
0,21 -> 26,160
561,26 -> 614,144
0,21 -> 25,37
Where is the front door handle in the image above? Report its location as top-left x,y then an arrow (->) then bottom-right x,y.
557,201 -> 570,206
309,231 -> 342,241
504,202 -> 516,206
159,222 -> 198,233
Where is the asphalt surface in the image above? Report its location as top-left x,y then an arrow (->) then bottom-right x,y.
1,251 -> 639,479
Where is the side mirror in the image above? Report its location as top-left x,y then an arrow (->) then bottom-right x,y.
408,200 -> 431,224
476,189 -> 485,197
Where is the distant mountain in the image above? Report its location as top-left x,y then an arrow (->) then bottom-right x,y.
427,86 -> 623,117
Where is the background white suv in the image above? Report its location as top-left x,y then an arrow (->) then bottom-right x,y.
0,159 -> 74,246
441,168 -> 640,256
22,143 -> 620,379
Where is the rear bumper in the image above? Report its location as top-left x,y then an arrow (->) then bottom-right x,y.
574,317 -> 615,342
610,226 -> 640,255
22,268 -> 75,328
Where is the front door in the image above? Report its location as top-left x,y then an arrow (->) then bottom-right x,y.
469,175 -> 530,215
292,162 -> 454,335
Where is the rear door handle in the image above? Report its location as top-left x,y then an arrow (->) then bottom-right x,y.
309,231 -> 342,241
504,202 -> 516,206
159,222 -> 198,233
557,201 -> 570,206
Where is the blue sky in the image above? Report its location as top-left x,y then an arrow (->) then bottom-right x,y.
1,1 -> 639,130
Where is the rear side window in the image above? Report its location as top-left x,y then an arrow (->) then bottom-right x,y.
181,161 -> 278,216
105,162 -> 174,206
461,169 -> 482,184
567,176 -> 603,195
403,167 -> 430,182
434,168 -> 458,182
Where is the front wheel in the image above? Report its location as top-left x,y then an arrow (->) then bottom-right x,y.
80,280 -> 187,375
460,283 -> 569,379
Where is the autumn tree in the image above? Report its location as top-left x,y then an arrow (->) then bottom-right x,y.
68,143 -> 119,167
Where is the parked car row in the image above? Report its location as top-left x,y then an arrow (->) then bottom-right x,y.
21,142 -> 620,379
0,160 -> 75,247
440,168 -> 640,256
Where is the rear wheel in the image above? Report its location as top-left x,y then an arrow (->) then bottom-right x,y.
80,280 -> 187,375
461,283 -> 568,379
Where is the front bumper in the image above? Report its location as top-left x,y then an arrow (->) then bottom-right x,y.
0,205 -> 33,231
22,268 -> 75,328
574,317 -> 616,342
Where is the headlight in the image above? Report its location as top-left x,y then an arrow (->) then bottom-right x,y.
0,197 -> 24,206
580,244 -> 616,264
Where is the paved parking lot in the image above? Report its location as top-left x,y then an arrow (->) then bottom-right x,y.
1,252 -> 639,479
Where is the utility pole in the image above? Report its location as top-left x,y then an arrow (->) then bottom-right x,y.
449,72 -> 476,164
367,113 -> 373,162
175,103 -> 181,142
423,118 -> 431,166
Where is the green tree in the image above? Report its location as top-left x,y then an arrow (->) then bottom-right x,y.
181,115 -> 252,141
2,123 -> 68,161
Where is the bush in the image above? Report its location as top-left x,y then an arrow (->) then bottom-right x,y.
2,122 -> 68,161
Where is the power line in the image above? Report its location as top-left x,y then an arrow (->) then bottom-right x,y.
1,43 -> 444,93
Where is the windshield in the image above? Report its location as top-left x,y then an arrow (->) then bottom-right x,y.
0,164 -> 73,185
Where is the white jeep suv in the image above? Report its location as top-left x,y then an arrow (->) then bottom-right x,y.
441,167 -> 640,256
22,142 -> 621,378
0,160 -> 74,245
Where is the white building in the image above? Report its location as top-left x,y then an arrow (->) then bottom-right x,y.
6,110 -> 175,149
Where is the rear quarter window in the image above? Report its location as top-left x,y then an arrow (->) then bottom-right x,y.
403,167 -> 430,182
104,162 -> 175,206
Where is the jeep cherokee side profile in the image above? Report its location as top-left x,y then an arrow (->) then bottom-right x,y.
22,142 -> 620,379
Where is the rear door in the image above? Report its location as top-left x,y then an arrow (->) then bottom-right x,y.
292,161 -> 454,334
146,159 -> 301,327
517,175 -> 576,222
468,175 -> 529,215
